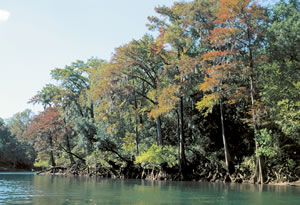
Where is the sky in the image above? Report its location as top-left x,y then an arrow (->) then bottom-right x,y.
0,0 -> 279,119
0,0 -> 178,119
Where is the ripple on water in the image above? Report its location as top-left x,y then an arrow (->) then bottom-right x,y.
0,176 -> 37,205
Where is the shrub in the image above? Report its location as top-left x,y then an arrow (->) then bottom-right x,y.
135,144 -> 177,169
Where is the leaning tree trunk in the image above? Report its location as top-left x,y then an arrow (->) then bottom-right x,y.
219,100 -> 234,175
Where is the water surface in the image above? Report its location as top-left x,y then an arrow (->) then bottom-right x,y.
0,172 -> 299,204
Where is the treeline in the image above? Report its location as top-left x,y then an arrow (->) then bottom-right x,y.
0,111 -> 35,170
1,0 -> 299,183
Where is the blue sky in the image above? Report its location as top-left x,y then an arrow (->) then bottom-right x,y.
0,0 -> 279,119
0,0 -> 178,119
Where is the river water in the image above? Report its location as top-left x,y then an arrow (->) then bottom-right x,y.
0,172 -> 300,205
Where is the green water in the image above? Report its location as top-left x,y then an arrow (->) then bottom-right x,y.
0,172 -> 300,205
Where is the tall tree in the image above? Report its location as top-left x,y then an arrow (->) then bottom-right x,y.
110,35 -> 166,146
199,0 -> 266,182
50,60 -> 99,153
261,0 -> 300,140
147,0 -> 218,178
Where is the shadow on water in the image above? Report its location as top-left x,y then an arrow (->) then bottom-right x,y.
0,172 -> 300,205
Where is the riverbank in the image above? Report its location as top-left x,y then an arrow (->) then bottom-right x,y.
35,163 -> 300,186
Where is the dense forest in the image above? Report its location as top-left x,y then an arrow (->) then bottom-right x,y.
1,0 -> 299,184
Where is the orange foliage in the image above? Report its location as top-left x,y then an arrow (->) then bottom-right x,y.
209,27 -> 240,45
148,86 -> 180,118
216,0 -> 264,25
178,55 -> 201,78
198,0 -> 265,110
202,50 -> 234,61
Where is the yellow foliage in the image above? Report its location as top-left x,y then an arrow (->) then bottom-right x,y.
122,132 -> 136,153
34,151 -> 49,168
196,93 -> 219,116
148,86 -> 180,119
135,144 -> 177,169
147,90 -> 157,102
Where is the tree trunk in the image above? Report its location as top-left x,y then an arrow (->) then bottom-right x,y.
219,101 -> 234,175
250,75 -> 264,184
83,128 -> 96,154
63,118 -> 75,165
49,150 -> 56,167
48,135 -> 56,167
65,132 -> 75,165
247,24 -> 265,184
134,88 -> 139,155
176,110 -> 182,178
135,124 -> 139,155
156,116 -> 162,146
90,102 -> 95,123
179,96 -> 186,179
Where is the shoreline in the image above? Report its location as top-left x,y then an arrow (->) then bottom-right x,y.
33,165 -> 300,187
2,166 -> 299,187
37,172 -> 300,187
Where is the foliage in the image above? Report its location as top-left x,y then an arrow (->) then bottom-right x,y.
86,152 -> 111,168
240,156 -> 256,174
34,152 -> 49,168
261,0 -> 300,141
122,132 -> 136,153
0,118 -> 35,169
135,144 -> 178,169
255,129 -> 278,157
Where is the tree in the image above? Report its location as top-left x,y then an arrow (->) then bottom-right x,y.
261,0 -> 300,140
7,109 -> 34,141
30,84 -> 78,164
147,0 -> 218,178
110,35 -> 166,146
6,110 -> 36,167
50,60 -> 100,153
25,107 -> 64,167
0,118 -> 35,169
30,84 -> 61,109
257,0 -> 300,175
198,0 -> 266,182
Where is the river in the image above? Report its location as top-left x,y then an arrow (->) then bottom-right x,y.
0,172 -> 300,204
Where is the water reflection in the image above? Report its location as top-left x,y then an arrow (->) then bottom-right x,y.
0,173 -> 299,204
